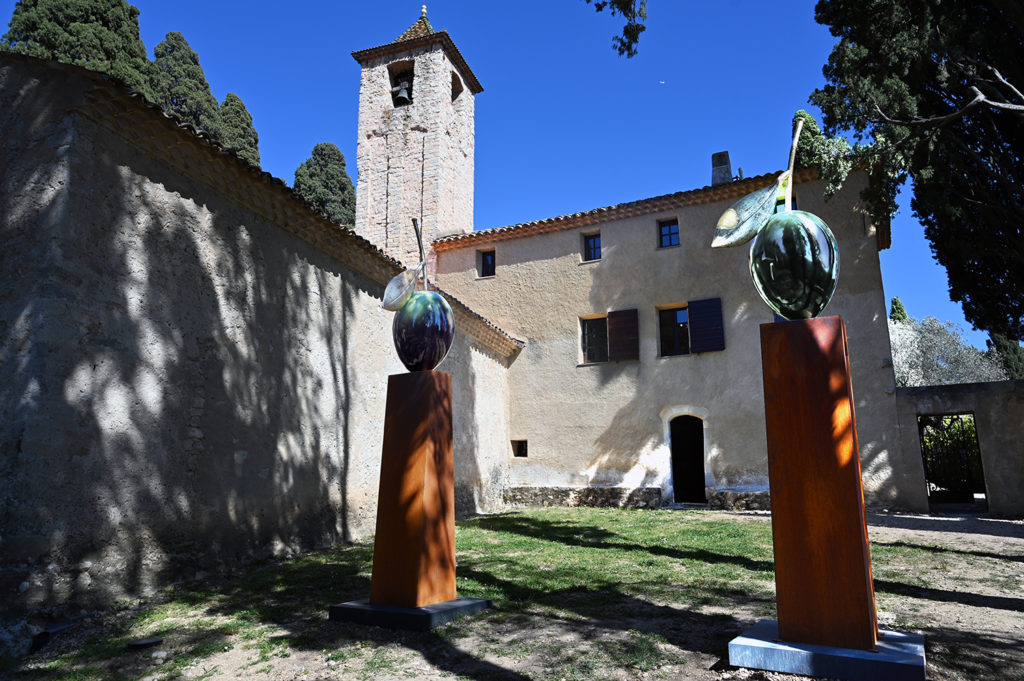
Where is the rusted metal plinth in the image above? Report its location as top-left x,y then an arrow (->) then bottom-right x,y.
760,317 -> 878,650
370,370 -> 456,608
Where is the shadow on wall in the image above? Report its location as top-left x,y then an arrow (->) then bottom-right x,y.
1,116 -> 380,626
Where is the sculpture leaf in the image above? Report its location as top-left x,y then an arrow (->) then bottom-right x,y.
711,173 -> 786,248
381,262 -> 426,311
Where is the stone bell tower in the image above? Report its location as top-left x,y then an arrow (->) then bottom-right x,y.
351,7 -> 482,268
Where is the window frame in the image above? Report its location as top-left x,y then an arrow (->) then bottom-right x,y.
580,315 -> 609,364
581,231 -> 602,262
658,218 -> 680,249
658,305 -> 691,357
477,248 -> 496,278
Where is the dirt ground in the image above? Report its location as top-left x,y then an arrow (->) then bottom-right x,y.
15,510 -> 1024,681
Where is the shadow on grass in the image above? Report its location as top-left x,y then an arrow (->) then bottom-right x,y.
919,625 -> 1024,681
875,579 -> 1024,613
159,514 -> 774,681
866,513 -> 1024,540
873,539 -> 1024,564
470,513 -> 775,573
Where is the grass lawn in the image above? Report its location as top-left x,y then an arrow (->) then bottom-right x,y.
8,508 -> 1024,680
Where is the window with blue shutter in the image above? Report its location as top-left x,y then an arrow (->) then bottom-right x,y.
688,298 -> 725,353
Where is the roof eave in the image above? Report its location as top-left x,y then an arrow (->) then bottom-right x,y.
351,30 -> 483,94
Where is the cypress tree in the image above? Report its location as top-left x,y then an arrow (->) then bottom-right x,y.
218,92 -> 260,167
1,0 -> 156,100
890,297 -> 909,323
293,143 -> 356,226
151,31 -> 220,137
987,333 -> 1024,380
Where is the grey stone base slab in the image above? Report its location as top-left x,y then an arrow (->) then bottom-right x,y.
729,620 -> 925,681
329,597 -> 491,631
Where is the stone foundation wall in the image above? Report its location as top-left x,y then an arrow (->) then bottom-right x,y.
705,489 -> 771,511
503,486 -> 663,508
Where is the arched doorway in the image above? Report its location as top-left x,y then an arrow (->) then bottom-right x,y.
670,415 -> 706,503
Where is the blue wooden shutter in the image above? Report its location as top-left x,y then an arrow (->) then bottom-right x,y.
689,298 -> 725,353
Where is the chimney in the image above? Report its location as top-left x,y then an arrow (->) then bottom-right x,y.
711,151 -> 733,185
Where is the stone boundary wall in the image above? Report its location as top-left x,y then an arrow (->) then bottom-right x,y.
0,57 -> 519,653
895,380 -> 1024,517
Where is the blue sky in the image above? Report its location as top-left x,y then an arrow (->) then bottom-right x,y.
0,0 -> 994,348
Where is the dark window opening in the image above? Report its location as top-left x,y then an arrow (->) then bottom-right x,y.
582,232 -> 601,262
512,440 -> 528,458
388,60 -> 414,107
581,317 -> 608,364
659,307 -> 690,356
659,219 -> 680,248
451,71 -> 464,101
478,249 -> 495,278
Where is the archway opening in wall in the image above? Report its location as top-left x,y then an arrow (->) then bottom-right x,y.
670,415 -> 706,503
917,412 -> 988,513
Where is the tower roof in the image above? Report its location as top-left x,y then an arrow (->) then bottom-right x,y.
351,8 -> 483,94
395,7 -> 434,42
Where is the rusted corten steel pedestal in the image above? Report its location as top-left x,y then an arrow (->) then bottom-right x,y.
761,316 -> 877,649
729,317 -> 925,681
371,370 -> 456,607
330,371 -> 490,630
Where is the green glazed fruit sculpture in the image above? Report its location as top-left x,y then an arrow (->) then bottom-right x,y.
711,118 -> 840,320
749,210 -> 839,319
381,218 -> 456,372
393,290 -> 454,371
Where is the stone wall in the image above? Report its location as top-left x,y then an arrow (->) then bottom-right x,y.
0,57 -> 515,648
895,381 -> 1024,516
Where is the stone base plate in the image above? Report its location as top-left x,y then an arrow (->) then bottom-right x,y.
729,620 -> 925,681
329,598 -> 491,631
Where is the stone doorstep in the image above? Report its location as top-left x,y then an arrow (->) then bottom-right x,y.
729,619 -> 926,681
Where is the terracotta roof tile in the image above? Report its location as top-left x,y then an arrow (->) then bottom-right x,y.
432,167 -> 891,252
395,15 -> 434,43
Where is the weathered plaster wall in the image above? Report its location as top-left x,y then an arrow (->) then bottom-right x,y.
435,175 -> 909,508
439,335 -> 513,516
354,44 -> 475,268
895,381 -> 1024,516
0,60 -> 512,640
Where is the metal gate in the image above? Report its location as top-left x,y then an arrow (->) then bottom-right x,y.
917,413 -> 986,504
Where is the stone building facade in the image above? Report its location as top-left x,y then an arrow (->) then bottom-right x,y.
431,170 -> 917,510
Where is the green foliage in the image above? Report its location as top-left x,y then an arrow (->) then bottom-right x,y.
987,333 -> 1024,379
808,0 -> 1024,338
791,110 -> 853,201
293,143 -> 356,226
218,92 -> 260,167
918,414 -> 984,495
584,0 -> 647,57
1,0 -> 155,100
151,31 -> 220,136
890,296 -> 909,322
889,315 -> 1007,386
